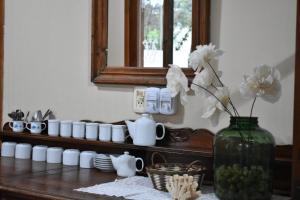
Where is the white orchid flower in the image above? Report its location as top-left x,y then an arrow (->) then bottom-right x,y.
240,64 -> 281,103
191,68 -> 223,95
188,43 -> 223,71
201,87 -> 230,126
166,65 -> 190,105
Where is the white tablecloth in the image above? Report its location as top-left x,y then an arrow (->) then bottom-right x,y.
75,176 -> 290,200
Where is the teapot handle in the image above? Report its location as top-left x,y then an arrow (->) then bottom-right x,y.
135,158 -> 144,172
155,123 -> 165,140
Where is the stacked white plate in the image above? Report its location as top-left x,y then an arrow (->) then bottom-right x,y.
94,154 -> 115,172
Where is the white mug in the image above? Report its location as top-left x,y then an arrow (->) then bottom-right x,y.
32,145 -> 48,162
9,121 -> 24,133
86,123 -> 98,140
1,142 -> 17,157
99,124 -> 112,142
112,125 -> 127,143
48,120 -> 60,137
26,121 -> 46,134
72,122 -> 85,139
15,143 -> 32,159
63,149 -> 80,166
60,120 -> 72,138
47,147 -> 63,164
80,151 -> 96,168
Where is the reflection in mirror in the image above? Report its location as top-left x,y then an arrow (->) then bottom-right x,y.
172,0 -> 192,67
107,0 -> 193,68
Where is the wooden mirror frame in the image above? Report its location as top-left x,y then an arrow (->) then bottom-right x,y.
91,0 -> 210,85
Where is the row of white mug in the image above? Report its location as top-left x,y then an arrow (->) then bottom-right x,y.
48,121 -> 127,143
1,142 -> 96,168
10,120 -> 128,143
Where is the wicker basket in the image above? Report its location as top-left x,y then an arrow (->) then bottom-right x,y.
146,152 -> 207,192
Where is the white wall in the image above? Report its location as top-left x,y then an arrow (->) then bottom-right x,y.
3,0 -> 297,144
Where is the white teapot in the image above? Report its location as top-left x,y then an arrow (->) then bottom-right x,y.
125,114 -> 165,146
110,152 -> 144,177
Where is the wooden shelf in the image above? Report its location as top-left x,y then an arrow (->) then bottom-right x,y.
0,122 -> 293,195
0,131 -> 212,157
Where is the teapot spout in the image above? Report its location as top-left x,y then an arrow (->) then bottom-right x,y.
125,120 -> 135,139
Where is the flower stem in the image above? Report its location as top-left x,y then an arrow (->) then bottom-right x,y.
207,62 -> 240,116
250,97 -> 257,118
191,82 -> 233,116
211,84 -> 239,117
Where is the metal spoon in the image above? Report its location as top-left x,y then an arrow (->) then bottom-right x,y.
36,110 -> 43,122
42,109 -> 51,121
32,110 -> 43,122
24,112 -> 30,122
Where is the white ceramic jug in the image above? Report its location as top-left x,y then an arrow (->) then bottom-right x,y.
125,113 -> 165,146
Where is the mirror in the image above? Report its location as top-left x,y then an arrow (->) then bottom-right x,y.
107,0 -> 193,68
91,0 -> 209,85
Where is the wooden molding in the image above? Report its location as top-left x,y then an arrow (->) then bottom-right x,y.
93,67 -> 195,85
124,0 -> 140,67
163,0 -> 174,67
91,0 -> 108,82
292,0 -> 300,197
91,0 -> 210,86
0,0 -> 3,128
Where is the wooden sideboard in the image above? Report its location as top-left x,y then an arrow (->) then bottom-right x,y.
0,157 -> 122,200
0,122 -> 293,197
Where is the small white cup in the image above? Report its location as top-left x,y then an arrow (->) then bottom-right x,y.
99,124 -> 112,142
48,120 -> 60,137
26,121 -> 46,134
60,120 -> 72,138
9,121 -> 24,133
86,123 -> 98,140
15,143 -> 32,159
80,151 -> 96,168
72,122 -> 86,139
32,145 -> 48,162
112,125 -> 127,143
47,147 -> 63,164
63,149 -> 80,166
1,142 -> 17,157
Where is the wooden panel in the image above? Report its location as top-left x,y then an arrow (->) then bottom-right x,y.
93,66 -> 195,85
192,0 -> 210,50
0,157 -> 121,200
292,0 -> 300,197
124,0 -> 140,67
91,0 -> 108,81
0,0 -> 4,128
1,122 -> 214,157
163,0 -> 174,67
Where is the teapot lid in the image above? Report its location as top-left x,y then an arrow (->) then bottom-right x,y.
141,113 -> 153,119
119,151 -> 132,160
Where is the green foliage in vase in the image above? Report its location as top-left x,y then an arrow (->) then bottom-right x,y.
215,164 -> 271,200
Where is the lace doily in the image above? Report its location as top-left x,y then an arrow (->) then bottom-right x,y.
75,176 -> 289,200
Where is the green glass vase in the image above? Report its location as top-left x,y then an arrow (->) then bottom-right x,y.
213,117 -> 275,200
